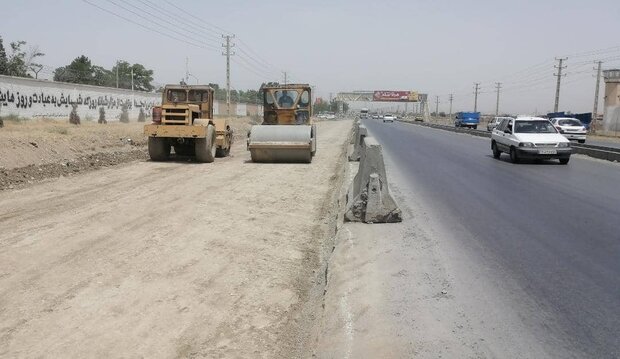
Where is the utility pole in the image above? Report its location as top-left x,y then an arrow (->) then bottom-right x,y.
473,83 -> 481,112
185,57 -> 189,84
222,35 -> 235,117
448,94 -> 454,119
131,68 -> 134,92
553,57 -> 567,112
435,95 -> 439,117
494,82 -> 502,116
115,60 -> 119,88
592,60 -> 603,132
283,71 -> 288,85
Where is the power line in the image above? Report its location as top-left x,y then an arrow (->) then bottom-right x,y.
81,0 -> 215,52
118,0 -> 222,48
133,0 -> 278,79
163,0 -> 233,36
102,0 -> 220,51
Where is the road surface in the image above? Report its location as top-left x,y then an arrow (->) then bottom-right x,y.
326,119 -> 619,358
0,120 -> 351,358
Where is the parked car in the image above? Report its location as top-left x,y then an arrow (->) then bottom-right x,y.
383,114 -> 395,123
550,117 -> 587,143
372,114 -> 380,119
488,116 -> 513,131
491,117 -> 571,164
414,116 -> 424,122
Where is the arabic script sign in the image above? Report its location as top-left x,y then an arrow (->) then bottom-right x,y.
372,91 -> 419,102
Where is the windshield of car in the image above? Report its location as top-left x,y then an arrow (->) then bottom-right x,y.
514,120 -> 557,133
558,119 -> 582,126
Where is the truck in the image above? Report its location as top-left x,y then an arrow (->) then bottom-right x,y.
144,85 -> 233,163
455,112 -> 480,129
360,108 -> 369,119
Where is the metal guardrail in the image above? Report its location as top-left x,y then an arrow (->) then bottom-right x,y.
397,120 -> 620,162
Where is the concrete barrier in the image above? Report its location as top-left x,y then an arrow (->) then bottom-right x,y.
349,119 -> 358,144
345,136 -> 402,223
348,124 -> 367,162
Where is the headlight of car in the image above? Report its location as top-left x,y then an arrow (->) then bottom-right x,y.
518,142 -> 534,147
558,142 -> 570,148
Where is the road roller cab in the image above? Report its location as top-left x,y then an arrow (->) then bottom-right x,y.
247,84 -> 317,163
144,85 -> 233,162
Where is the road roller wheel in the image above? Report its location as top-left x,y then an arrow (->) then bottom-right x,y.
195,125 -> 216,163
148,137 -> 170,161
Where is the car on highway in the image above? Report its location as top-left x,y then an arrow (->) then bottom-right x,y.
487,116 -> 513,131
550,117 -> 587,143
491,116 -> 571,164
383,114 -> 395,123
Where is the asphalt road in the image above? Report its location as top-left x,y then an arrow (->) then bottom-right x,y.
585,138 -> 620,149
362,119 -> 620,358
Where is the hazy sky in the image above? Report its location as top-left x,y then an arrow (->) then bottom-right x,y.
2,0 -> 619,114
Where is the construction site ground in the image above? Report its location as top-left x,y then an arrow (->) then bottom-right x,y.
0,119 -> 351,358
0,118 -> 255,190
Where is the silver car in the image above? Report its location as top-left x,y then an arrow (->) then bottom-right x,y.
488,116 -> 513,131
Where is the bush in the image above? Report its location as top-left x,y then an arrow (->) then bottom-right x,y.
137,107 -> 146,122
98,106 -> 107,124
69,104 -> 81,125
119,103 -> 129,123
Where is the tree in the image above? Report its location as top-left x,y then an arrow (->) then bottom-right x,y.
4,40 -> 44,78
26,45 -> 44,79
0,36 -> 8,75
110,61 -> 154,91
54,56 -> 113,86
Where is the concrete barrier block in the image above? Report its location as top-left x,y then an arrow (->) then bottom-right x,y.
345,136 -> 402,223
348,125 -> 367,162
349,119 -> 359,144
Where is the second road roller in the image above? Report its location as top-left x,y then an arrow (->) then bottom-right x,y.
247,84 -> 316,163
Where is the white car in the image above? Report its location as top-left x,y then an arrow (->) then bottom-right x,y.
491,117 -> 572,164
488,116 -> 513,131
383,114 -> 395,122
550,117 -> 587,143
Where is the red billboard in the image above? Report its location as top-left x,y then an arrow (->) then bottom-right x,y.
373,91 -> 419,102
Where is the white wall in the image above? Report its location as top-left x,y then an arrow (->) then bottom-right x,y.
236,103 -> 247,116
0,75 -> 161,121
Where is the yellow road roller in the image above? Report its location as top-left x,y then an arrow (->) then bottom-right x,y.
247,84 -> 316,163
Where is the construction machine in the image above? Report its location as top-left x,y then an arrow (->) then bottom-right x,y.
247,84 -> 316,163
144,84 -> 233,163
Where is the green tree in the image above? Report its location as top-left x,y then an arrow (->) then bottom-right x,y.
54,55 -> 100,84
6,41 -> 28,77
0,36 -> 8,75
4,40 -> 44,78
110,61 -> 154,91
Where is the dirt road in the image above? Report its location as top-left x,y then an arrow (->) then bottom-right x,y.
0,119 -> 351,358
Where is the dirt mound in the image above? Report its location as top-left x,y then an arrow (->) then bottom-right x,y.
0,150 -> 147,190
0,117 -> 256,190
